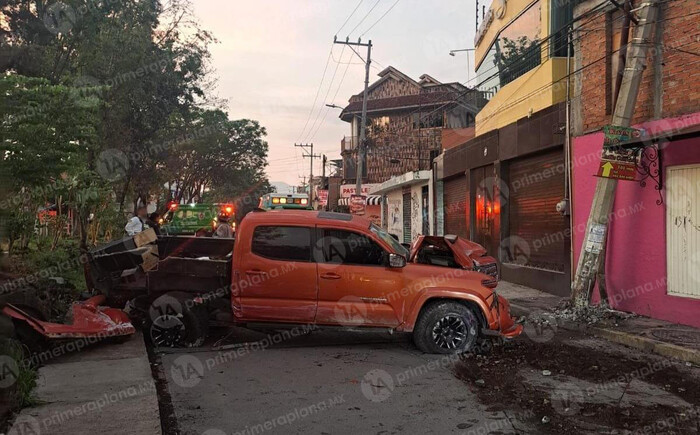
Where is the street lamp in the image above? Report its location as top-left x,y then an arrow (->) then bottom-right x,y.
449,48 -> 475,87
325,103 -> 343,109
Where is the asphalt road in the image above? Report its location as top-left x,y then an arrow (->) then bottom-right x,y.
156,327 -> 528,435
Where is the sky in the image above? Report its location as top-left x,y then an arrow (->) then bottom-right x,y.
190,0 -> 481,188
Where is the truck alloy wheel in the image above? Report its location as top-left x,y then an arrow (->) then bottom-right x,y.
431,315 -> 468,350
413,301 -> 479,354
150,315 -> 185,347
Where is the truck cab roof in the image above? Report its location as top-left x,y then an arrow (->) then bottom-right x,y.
243,210 -> 371,231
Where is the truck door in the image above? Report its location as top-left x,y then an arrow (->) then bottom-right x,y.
314,227 -> 403,327
237,225 -> 317,323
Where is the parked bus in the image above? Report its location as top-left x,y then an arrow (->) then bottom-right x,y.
258,192 -> 312,210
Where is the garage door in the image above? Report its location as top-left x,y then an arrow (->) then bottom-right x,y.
443,175 -> 469,238
506,148 -> 568,272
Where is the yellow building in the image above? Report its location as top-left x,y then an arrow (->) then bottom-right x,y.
474,0 -> 573,136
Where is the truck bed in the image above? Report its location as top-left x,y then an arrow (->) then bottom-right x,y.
88,233 -> 234,305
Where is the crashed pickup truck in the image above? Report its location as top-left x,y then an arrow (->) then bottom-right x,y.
410,234 -> 499,279
17,210 -> 521,354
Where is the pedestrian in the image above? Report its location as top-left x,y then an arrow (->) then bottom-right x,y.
213,213 -> 233,238
125,206 -> 149,236
146,212 -> 161,236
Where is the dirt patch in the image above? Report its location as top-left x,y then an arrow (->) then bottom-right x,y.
453,330 -> 700,434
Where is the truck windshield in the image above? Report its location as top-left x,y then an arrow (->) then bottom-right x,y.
370,223 -> 409,258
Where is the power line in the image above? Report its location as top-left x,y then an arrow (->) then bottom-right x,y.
336,0 -> 365,36
308,52 -> 355,142
303,45 -> 347,142
360,0 -> 401,37
346,0 -> 382,37
296,48 -> 333,142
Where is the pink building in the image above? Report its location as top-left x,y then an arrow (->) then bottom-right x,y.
572,115 -> 700,328
572,0 -> 700,327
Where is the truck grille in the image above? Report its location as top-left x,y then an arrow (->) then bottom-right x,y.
475,263 -> 499,279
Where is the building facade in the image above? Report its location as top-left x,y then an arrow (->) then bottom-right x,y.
571,0 -> 700,327
436,0 -> 575,295
339,66 -> 484,185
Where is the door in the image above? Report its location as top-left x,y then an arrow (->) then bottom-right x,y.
472,164 -> 498,257
422,185 -> 430,235
314,228 -> 404,327
402,191 -> 412,244
507,149 -> 568,272
237,225 -> 318,322
443,175 -> 469,238
667,165 -> 700,298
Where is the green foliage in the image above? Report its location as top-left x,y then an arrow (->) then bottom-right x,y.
0,339 -> 38,408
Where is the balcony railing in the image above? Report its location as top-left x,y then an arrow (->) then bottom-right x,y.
341,136 -> 358,152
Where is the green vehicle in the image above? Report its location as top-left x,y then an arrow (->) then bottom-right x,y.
161,202 -> 235,236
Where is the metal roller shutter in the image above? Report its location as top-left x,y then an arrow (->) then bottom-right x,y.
506,148 -> 568,272
443,175 -> 469,238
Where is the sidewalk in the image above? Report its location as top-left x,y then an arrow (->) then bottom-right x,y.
9,332 -> 160,435
498,281 -> 700,366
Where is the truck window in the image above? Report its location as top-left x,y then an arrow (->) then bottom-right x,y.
319,229 -> 385,266
252,226 -> 311,262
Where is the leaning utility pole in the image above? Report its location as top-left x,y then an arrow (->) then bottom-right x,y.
571,0 -> 660,305
334,37 -> 372,197
295,143 -> 321,205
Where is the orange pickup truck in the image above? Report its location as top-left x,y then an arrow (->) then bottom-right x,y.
90,210 -> 523,354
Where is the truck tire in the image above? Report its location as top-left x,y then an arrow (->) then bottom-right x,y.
413,301 -> 480,354
148,302 -> 209,348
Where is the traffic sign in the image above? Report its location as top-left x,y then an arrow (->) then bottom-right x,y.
596,160 -> 637,181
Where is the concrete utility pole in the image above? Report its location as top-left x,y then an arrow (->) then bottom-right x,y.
571,0 -> 660,305
334,37 -> 372,197
295,143 -> 321,205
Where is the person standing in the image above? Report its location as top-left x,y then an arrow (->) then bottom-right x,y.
213,214 -> 233,238
146,212 -> 161,236
125,206 -> 149,236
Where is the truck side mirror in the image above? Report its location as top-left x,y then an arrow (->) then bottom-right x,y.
389,253 -> 406,268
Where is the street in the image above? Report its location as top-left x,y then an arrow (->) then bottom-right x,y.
155,326 -> 700,435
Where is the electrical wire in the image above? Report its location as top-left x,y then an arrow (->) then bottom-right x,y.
336,0 -> 365,36
360,0 -> 401,37
296,48 -> 333,142
346,0 -> 382,37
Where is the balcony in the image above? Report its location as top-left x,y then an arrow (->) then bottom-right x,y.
341,136 -> 358,152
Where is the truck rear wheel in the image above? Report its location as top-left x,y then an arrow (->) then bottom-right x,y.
148,298 -> 208,348
413,301 -> 479,354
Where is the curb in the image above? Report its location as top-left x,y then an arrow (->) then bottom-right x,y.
510,302 -> 700,366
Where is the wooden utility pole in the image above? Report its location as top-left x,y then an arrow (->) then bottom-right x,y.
571,0 -> 660,305
334,37 -> 372,196
295,143 -> 321,204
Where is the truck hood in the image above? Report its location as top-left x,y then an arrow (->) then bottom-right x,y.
401,262 -> 496,300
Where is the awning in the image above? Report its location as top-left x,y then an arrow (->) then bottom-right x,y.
338,195 -> 382,206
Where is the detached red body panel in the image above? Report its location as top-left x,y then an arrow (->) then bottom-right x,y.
2,295 -> 135,339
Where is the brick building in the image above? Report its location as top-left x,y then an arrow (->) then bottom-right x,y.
571,0 -> 700,327
338,66 -> 484,185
